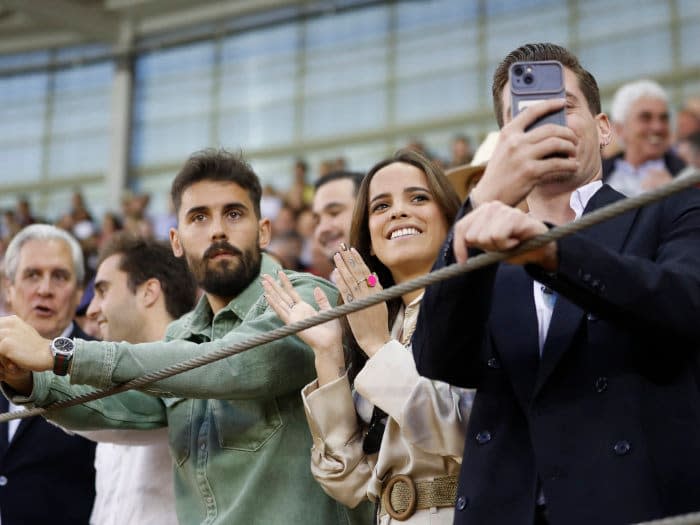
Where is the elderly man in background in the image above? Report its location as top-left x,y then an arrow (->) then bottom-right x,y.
0,224 -> 96,525
603,79 -> 685,196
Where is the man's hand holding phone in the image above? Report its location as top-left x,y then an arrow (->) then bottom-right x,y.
470,98 -> 578,207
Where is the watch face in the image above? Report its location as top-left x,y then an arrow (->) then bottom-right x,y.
52,337 -> 74,355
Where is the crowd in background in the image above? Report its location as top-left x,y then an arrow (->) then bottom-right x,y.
1,87 -> 700,329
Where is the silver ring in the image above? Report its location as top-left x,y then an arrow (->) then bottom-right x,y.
346,293 -> 354,303
288,301 -> 296,309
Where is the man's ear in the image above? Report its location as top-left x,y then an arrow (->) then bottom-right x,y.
170,227 -> 183,257
258,218 -> 271,249
140,278 -> 162,309
3,276 -> 14,311
597,113 -> 613,149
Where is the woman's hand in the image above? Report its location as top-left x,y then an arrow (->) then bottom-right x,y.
262,271 -> 346,385
333,247 -> 390,358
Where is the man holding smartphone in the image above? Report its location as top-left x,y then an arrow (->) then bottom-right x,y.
413,42 -> 700,525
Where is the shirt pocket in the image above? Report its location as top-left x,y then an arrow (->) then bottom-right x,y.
163,397 -> 193,466
212,399 -> 283,452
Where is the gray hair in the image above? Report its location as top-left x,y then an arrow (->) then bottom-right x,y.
610,79 -> 669,124
4,224 -> 85,285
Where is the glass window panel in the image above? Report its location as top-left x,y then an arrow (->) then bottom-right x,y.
680,20 -> 700,67
220,24 -> 299,108
0,73 -> 47,141
303,87 -> 386,139
0,50 -> 50,69
305,45 -> 386,96
1,145 -> 43,184
397,0 -> 477,29
396,27 -> 479,77
396,71 -> 480,124
132,42 -> 216,167
132,118 -> 211,167
486,0 -> 561,16
218,102 -> 295,149
486,6 -> 568,63
578,0 -> 669,42
248,156 -> 296,192
47,133 -> 109,178
678,0 -> 700,17
305,5 -> 388,50
579,30 -> 672,87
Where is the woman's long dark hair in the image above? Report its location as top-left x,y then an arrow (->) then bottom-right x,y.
345,149 -> 461,384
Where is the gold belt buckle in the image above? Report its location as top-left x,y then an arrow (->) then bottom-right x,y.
381,474 -> 417,521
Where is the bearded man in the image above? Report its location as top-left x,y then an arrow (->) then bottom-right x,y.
0,149 -> 372,525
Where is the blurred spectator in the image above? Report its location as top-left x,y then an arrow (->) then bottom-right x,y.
260,184 -> 283,222
285,159 -> 313,211
449,133 -> 473,167
318,159 -> 337,179
121,191 -> 154,238
1,210 -> 21,241
675,107 -> 700,143
604,79 -> 685,196
266,230 -> 307,271
677,130 -> 700,169
312,170 -> 364,279
151,198 -> 177,241
271,203 -> 297,237
295,206 -> 316,270
98,211 -> 124,249
15,196 -> 36,227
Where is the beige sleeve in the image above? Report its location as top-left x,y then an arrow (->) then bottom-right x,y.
354,339 -> 473,459
302,375 -> 375,508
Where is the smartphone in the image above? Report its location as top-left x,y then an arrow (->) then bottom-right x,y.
510,60 -> 566,131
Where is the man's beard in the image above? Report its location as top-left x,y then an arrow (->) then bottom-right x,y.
185,240 -> 262,299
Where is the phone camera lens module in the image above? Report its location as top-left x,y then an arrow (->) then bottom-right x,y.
523,74 -> 534,85
513,65 -> 524,76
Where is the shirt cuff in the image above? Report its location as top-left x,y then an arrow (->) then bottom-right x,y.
353,339 -> 420,423
302,374 -> 359,451
1,370 -> 53,405
70,339 -> 116,389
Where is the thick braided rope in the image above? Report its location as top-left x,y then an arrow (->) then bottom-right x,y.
1,168 -> 700,424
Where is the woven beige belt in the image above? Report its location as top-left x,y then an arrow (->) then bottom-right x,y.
379,474 -> 458,521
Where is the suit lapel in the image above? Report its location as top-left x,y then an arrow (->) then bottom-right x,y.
490,264 -> 540,408
533,185 -> 638,395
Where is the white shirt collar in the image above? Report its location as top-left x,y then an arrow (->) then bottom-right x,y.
569,179 -> 603,220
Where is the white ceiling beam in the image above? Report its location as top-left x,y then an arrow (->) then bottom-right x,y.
3,0 -> 119,43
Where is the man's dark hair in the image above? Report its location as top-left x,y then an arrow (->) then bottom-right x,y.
314,170 -> 365,195
171,148 -> 262,218
492,42 -> 601,128
97,233 -> 198,320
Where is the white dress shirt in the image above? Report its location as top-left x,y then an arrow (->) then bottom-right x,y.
533,180 -> 603,353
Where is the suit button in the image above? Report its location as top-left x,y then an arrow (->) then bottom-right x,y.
476,430 -> 492,445
582,273 -> 592,283
587,312 -> 598,321
613,440 -> 631,455
487,357 -> 500,369
456,495 -> 468,510
595,376 -> 608,393
0,476 -> 7,486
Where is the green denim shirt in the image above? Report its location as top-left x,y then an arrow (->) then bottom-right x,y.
20,255 -> 373,525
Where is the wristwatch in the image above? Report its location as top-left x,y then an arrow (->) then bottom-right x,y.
50,336 -> 75,376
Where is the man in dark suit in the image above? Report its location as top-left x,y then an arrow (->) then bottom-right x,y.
413,43 -> 700,525
0,224 -> 96,524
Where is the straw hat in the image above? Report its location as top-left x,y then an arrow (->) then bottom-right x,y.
446,131 -> 499,201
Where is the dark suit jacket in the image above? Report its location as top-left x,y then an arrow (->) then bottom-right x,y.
602,150 -> 686,182
0,323 -> 96,525
413,184 -> 700,525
